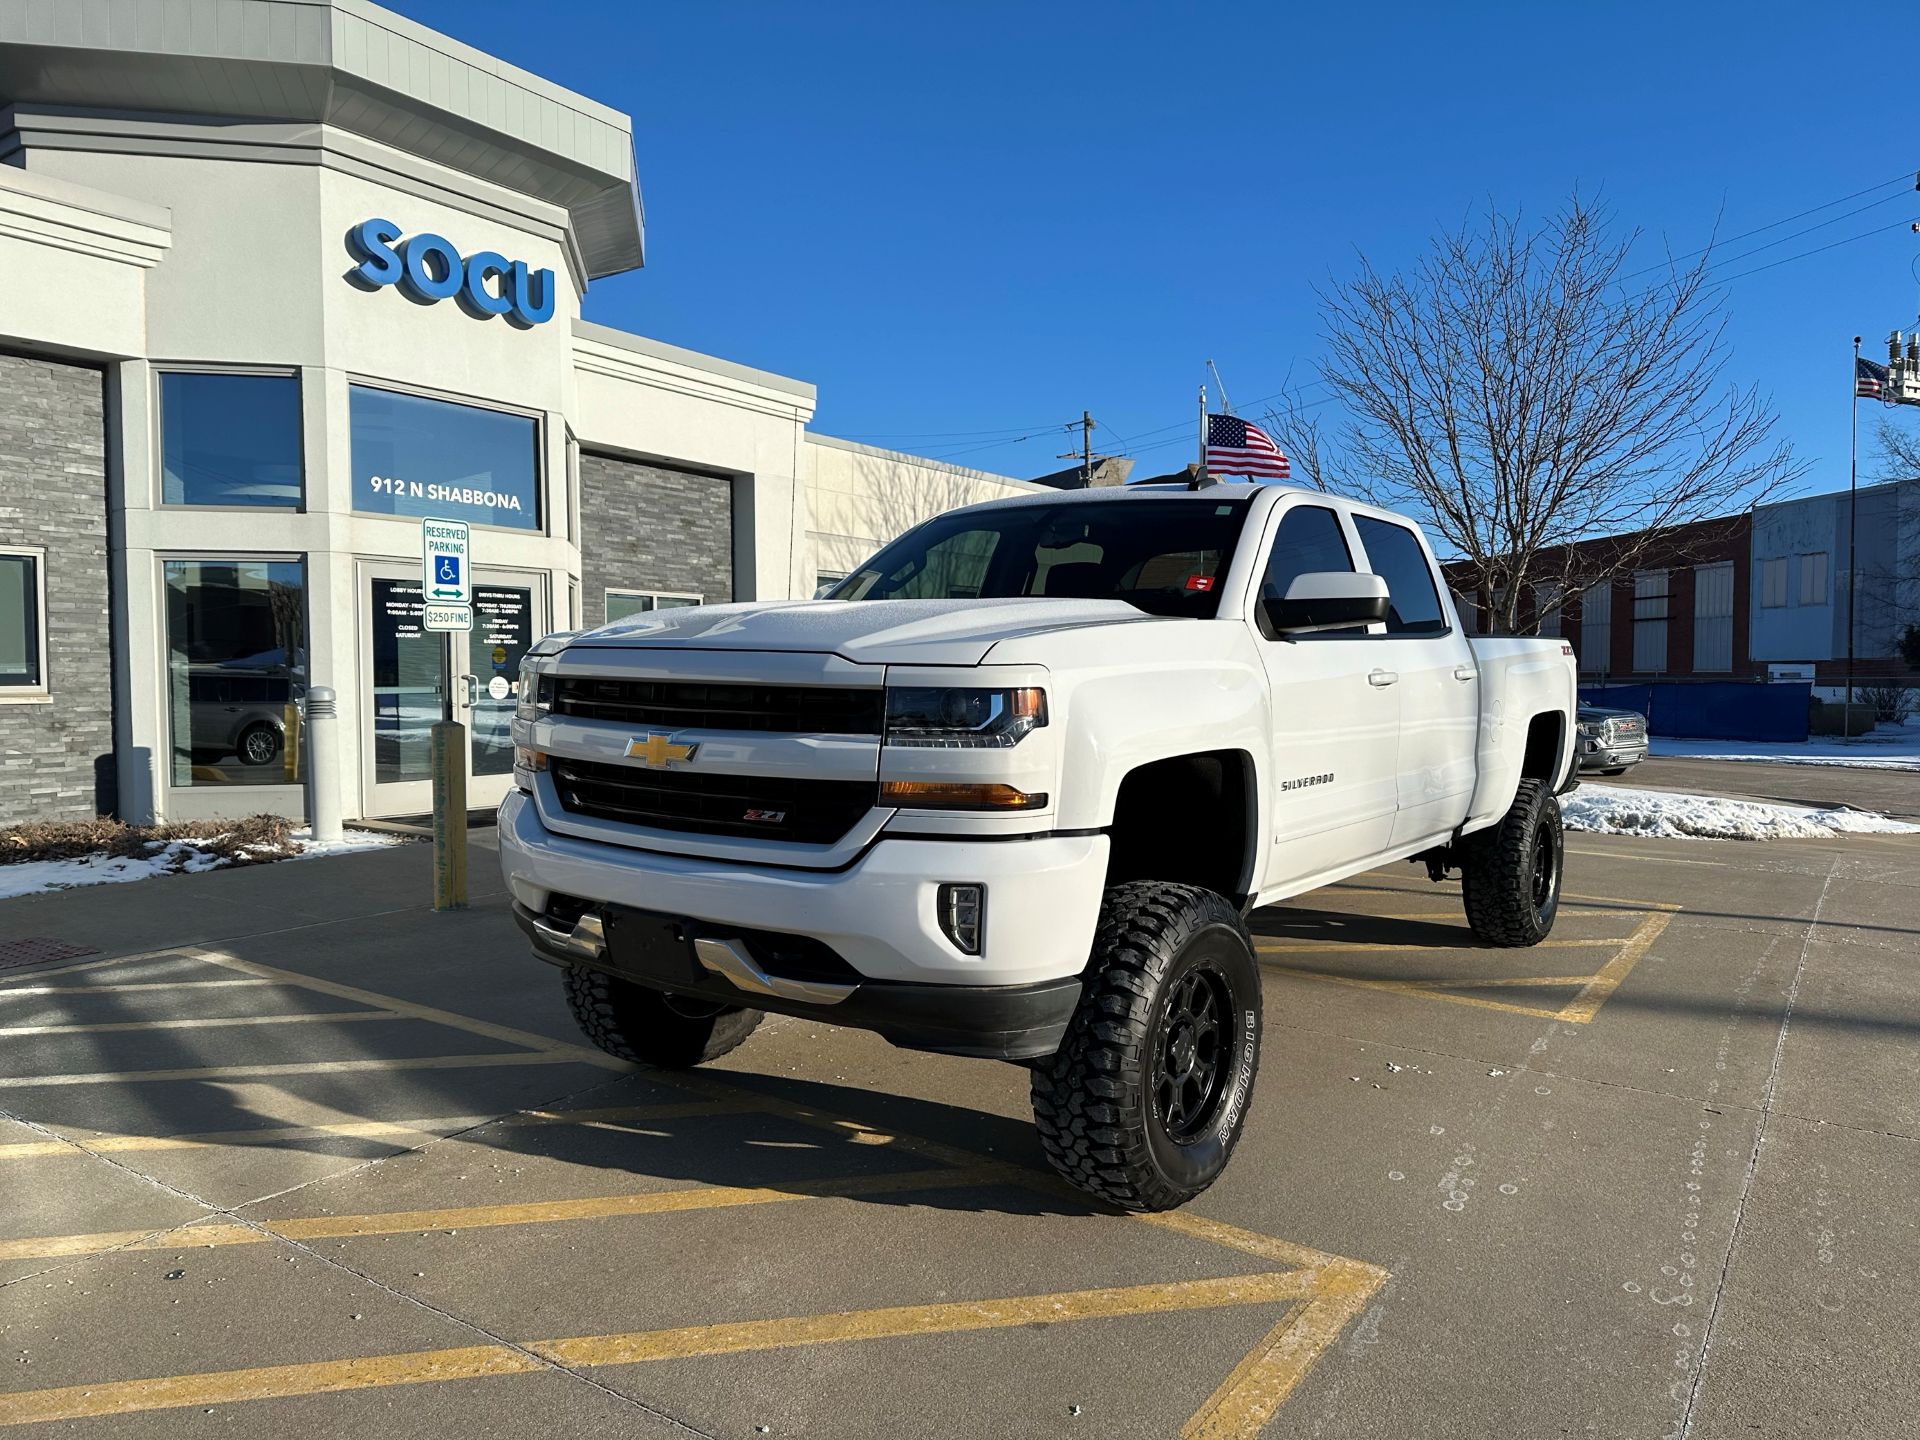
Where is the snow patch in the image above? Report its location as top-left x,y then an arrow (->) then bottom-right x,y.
1651,720 -> 1920,771
0,827 -> 408,901
1562,785 -> 1920,842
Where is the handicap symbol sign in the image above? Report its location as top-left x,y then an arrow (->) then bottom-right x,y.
435,555 -> 461,585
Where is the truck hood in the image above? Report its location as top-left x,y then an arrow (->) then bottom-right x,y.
562,597 -> 1157,666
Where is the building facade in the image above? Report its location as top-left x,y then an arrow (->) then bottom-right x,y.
0,0 -> 1033,828
1750,478 -> 1920,689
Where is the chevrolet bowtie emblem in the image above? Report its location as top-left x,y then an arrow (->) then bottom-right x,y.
626,733 -> 698,768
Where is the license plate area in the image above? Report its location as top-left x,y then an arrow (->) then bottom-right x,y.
603,908 -> 703,987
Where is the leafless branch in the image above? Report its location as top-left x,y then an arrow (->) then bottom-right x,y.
1269,194 -> 1805,633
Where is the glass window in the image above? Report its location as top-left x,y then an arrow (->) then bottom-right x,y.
164,560 -> 306,786
1352,515 -> 1448,635
832,497 -> 1254,619
160,372 -> 302,508
814,572 -> 849,598
1260,505 -> 1353,608
1759,557 -> 1788,608
369,578 -> 438,785
607,591 -> 702,623
1797,552 -> 1828,606
1,551 -> 44,690
470,585 -> 535,778
350,385 -> 540,531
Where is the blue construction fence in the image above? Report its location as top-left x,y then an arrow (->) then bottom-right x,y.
1578,681 -> 1810,743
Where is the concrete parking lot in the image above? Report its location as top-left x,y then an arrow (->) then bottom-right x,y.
2,822 -> 1916,1438
1602,753 -> 1920,821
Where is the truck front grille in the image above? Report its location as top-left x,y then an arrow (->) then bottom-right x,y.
552,678 -> 883,736
550,758 -> 875,845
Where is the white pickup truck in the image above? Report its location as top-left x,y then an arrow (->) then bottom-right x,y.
501,482 -> 1579,1210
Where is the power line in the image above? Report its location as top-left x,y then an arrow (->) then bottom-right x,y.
1710,217 -> 1917,284
1620,166 -> 1918,281
1691,191 -> 1914,277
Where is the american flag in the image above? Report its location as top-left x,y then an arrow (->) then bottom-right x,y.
1856,356 -> 1890,400
1204,414 -> 1290,479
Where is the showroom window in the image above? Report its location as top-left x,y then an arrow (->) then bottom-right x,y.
350,385 -> 540,531
607,590 -> 702,622
159,371 -> 303,508
0,548 -> 47,695
163,559 -> 306,787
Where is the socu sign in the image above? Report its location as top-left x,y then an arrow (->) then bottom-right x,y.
348,218 -> 556,326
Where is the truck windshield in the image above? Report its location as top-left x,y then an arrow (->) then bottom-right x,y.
829,496 -> 1255,619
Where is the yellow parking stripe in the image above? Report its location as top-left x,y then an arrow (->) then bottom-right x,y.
1557,907 -> 1675,1023
0,979 -> 278,998
0,1345 -> 546,1426
0,1012 -> 402,1038
0,1272 -> 1317,1427
0,1051 -> 593,1090
1254,936 -> 1630,955
1182,1262 -> 1382,1440
188,950 -> 629,1070
0,1100 -> 754,1163
0,1165 -> 1015,1263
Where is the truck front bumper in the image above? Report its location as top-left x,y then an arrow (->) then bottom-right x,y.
497,790 -> 1109,1058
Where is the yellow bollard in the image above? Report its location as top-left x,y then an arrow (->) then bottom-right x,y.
430,720 -> 468,910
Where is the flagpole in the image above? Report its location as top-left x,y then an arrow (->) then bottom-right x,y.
1846,336 -> 1859,736
1197,384 -> 1208,477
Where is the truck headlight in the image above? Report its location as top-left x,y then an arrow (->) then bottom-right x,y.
516,664 -> 552,722
884,687 -> 1046,748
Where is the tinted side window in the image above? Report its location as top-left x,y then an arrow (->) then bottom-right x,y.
1260,505 -> 1354,607
1353,516 -> 1448,634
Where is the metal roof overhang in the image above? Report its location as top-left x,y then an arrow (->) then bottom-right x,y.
0,0 -> 644,279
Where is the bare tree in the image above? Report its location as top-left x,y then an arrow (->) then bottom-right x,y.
1875,415 -> 1920,478
1267,195 -> 1802,634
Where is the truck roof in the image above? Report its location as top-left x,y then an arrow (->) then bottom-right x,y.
950,480 -> 1315,515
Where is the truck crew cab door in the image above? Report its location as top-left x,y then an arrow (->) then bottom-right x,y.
1252,500 -> 1400,891
1347,513 -> 1480,850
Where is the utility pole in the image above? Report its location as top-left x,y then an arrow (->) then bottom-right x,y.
1056,411 -> 1097,487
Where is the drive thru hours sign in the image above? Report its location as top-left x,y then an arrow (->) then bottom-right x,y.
421,518 -> 472,631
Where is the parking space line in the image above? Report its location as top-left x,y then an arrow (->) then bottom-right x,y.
187,949 -> 629,1071
0,979 -> 279,999
0,1100 -> 756,1163
0,1272 -> 1324,1428
0,1012 -> 404,1038
0,1051 -> 592,1090
1255,936 -> 1631,955
0,959 -> 1390,1435
0,1165 -> 1017,1264
0,1345 -> 546,1426
1257,904 -> 1678,1024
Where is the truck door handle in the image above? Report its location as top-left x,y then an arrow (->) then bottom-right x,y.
1453,665 -> 1477,682
1367,669 -> 1399,688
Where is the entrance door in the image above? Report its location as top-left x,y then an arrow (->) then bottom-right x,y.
464,576 -> 542,809
359,565 -> 546,818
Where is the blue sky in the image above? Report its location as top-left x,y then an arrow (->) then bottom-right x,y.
390,0 -> 1920,491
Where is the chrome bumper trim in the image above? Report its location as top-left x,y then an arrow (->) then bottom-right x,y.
692,935 -> 856,1006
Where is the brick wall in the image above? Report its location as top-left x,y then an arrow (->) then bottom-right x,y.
577,451 -> 733,628
0,353 -> 113,823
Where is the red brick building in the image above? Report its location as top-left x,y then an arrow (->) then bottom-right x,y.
1445,513 -> 1758,683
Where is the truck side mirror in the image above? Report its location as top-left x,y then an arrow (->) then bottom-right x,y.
1259,571 -> 1391,637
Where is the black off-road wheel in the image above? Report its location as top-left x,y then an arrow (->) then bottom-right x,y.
1031,882 -> 1262,1213
1459,778 -> 1564,947
563,965 -> 762,1068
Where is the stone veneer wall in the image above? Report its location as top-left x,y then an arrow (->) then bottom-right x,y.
0,352 -> 114,823
577,451 -> 733,627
